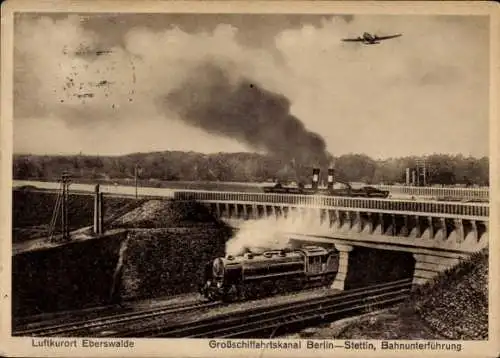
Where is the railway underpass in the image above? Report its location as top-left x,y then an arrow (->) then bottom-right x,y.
11,182 -> 489,339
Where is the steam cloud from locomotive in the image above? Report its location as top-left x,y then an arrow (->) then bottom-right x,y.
225,211 -> 327,257
164,62 -> 332,167
225,217 -> 292,257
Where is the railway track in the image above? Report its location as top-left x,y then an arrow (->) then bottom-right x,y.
115,278 -> 412,338
12,303 -> 127,332
13,300 -> 222,337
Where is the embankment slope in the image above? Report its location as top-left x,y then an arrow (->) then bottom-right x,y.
13,199 -> 232,318
302,248 -> 488,340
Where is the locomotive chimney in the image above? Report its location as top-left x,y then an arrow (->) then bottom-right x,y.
327,168 -> 335,190
312,168 -> 320,190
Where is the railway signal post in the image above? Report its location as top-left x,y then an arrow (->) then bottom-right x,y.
135,164 -> 139,199
60,172 -> 72,241
48,172 -> 72,242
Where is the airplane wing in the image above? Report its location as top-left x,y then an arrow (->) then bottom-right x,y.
341,37 -> 364,42
374,34 -> 402,41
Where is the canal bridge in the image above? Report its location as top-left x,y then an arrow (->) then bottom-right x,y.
12,180 -> 490,288
173,190 -> 489,288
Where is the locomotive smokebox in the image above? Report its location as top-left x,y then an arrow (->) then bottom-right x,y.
327,168 -> 335,189
312,168 -> 320,190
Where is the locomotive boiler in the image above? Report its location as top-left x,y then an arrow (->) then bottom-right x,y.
200,245 -> 339,302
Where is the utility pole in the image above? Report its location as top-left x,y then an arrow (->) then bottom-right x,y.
49,172 -> 71,242
61,172 -> 71,241
134,164 -> 139,199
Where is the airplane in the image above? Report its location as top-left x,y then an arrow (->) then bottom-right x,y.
342,32 -> 402,45
75,47 -> 113,56
95,50 -> 113,56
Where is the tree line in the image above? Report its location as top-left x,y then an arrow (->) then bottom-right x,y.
12,151 -> 489,186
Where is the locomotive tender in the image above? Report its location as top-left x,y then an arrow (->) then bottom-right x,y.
201,245 -> 339,302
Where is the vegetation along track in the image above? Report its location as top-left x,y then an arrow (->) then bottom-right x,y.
13,300 -> 222,337
115,278 -> 413,338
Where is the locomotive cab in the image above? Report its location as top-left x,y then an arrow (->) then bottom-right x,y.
300,245 -> 338,277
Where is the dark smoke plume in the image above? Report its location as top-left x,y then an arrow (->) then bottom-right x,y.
164,62 -> 331,167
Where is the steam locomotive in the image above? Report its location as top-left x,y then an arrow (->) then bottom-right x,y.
200,245 -> 338,302
263,168 -> 390,198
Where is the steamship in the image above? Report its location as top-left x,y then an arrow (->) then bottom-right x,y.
262,168 -> 390,198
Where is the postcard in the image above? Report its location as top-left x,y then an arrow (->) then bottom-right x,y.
1,1 -> 499,357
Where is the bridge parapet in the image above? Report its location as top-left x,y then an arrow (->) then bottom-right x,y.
173,190 -> 489,219
374,185 -> 489,201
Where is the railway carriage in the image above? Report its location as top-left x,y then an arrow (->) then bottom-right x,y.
201,245 -> 339,302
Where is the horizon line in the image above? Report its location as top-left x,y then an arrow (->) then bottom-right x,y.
12,150 -> 489,161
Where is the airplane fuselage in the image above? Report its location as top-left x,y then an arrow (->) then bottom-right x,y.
362,33 -> 379,44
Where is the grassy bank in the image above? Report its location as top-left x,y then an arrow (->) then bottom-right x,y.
12,189 -> 144,243
296,249 -> 488,340
12,199 -> 233,318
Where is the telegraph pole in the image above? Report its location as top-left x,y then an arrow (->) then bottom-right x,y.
61,172 -> 72,241
134,164 -> 138,199
50,172 -> 71,242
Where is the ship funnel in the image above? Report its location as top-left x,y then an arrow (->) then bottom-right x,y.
405,168 -> 411,186
327,168 -> 335,189
312,168 -> 320,190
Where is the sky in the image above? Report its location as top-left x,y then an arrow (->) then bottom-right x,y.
13,13 -> 490,159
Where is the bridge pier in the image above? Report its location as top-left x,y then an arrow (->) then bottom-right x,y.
479,221 -> 488,247
282,206 -> 289,219
362,213 -> 373,234
353,212 -> 362,233
340,211 -> 351,232
271,206 -> 277,219
330,210 -> 340,230
400,215 -> 409,236
435,218 -> 447,241
412,253 -> 462,286
251,204 -> 258,219
373,213 -> 383,235
450,218 -> 464,244
384,214 -> 396,236
409,215 -> 421,238
421,216 -> 434,239
331,243 -> 354,290
465,220 -> 478,243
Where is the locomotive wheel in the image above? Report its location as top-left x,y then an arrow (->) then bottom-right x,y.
246,283 -> 258,300
237,285 -> 247,301
228,284 -> 240,302
221,284 -> 239,303
208,290 -> 219,301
